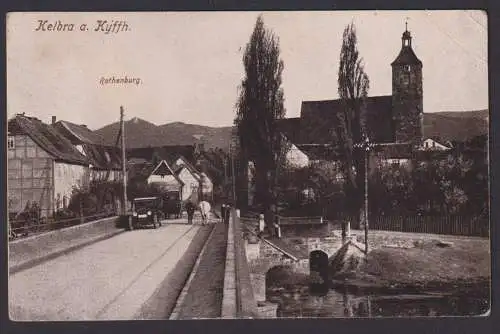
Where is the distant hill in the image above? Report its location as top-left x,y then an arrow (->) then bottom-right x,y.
93,109 -> 487,151
432,109 -> 488,121
94,117 -> 233,150
423,109 -> 488,142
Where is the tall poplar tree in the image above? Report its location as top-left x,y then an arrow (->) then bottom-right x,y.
337,22 -> 370,226
235,15 -> 286,231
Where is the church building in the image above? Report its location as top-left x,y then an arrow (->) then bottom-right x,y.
233,25 -> 431,208
279,25 -> 425,165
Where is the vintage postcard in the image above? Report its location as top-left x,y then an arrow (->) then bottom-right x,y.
6,11 -> 489,321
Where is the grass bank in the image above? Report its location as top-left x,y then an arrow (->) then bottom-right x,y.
333,230 -> 490,295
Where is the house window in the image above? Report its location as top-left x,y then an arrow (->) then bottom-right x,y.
8,136 -> 15,150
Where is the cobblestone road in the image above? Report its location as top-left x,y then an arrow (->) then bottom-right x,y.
9,221 -> 201,321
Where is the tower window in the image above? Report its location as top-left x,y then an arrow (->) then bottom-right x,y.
404,65 -> 411,72
8,136 -> 15,150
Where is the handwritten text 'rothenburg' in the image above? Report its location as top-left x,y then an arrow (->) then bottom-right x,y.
34,20 -> 130,34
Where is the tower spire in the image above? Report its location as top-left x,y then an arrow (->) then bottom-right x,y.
402,18 -> 412,48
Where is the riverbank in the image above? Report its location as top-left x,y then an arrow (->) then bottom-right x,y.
333,231 -> 490,296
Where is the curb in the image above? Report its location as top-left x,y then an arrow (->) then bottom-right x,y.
169,224 -> 218,320
221,213 -> 236,319
9,229 -> 126,275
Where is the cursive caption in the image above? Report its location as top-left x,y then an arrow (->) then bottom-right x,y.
35,20 -> 130,34
99,76 -> 141,86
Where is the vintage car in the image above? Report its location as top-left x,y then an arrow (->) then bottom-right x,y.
162,191 -> 182,219
131,197 -> 164,229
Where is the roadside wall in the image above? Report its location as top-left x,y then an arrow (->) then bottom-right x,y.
9,216 -> 122,273
221,209 -> 259,319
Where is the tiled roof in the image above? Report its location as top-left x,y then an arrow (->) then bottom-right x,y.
299,95 -> 394,146
8,115 -> 88,165
81,144 -> 122,170
277,117 -> 302,143
372,142 -> 415,159
296,144 -> 344,161
54,120 -> 122,169
170,155 -> 201,180
54,120 -> 109,145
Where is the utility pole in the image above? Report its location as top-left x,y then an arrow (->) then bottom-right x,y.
223,156 -> 228,185
120,106 -> 128,215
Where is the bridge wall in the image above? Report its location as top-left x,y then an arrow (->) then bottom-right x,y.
279,223 -> 332,238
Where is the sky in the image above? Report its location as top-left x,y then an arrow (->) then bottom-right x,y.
6,11 -> 488,130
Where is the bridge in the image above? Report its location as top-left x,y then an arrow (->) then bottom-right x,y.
8,208 -> 365,320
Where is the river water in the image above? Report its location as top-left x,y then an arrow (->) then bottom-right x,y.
267,283 -> 490,318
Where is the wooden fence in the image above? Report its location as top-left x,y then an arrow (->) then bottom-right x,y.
367,215 -> 489,237
243,211 -> 489,238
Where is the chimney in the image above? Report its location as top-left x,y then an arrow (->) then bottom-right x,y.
52,116 -> 56,125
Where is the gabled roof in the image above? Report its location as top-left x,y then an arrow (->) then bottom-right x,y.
81,143 -> 122,170
53,120 -> 122,169
149,160 -> 184,185
299,95 -> 394,146
150,159 -> 175,176
170,155 -> 201,180
8,115 -> 88,165
54,120 -> 108,145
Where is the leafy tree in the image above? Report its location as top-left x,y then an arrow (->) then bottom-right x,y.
235,15 -> 287,233
68,180 -> 123,216
336,22 -> 370,226
369,161 -> 413,215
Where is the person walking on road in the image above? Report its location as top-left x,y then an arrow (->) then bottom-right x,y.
185,201 -> 195,225
224,204 -> 231,224
221,204 -> 226,223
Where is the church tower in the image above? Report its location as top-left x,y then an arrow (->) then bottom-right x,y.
391,23 -> 423,143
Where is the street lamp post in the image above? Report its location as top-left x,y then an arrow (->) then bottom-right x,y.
353,138 -> 410,254
354,136 -> 374,254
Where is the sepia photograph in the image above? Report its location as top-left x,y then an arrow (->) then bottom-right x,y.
6,10 -> 489,321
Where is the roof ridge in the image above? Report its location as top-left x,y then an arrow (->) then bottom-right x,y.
302,95 -> 393,104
